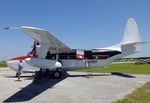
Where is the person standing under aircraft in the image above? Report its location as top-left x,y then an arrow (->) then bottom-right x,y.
17,60 -> 23,81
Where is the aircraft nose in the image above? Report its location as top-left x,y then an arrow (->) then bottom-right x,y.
7,60 -> 19,71
7,60 -> 13,67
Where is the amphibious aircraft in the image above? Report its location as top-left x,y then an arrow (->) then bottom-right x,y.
7,18 -> 144,78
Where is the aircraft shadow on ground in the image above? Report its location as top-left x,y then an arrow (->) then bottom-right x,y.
111,72 -> 136,78
3,72 -> 134,102
3,72 -> 110,102
68,73 -> 111,78
3,76 -> 67,102
68,72 -> 135,78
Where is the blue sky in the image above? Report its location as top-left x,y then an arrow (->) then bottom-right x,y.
0,0 -> 150,60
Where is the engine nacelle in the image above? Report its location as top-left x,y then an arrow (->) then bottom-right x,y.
25,58 -> 62,70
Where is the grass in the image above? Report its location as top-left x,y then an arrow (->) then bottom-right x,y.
112,82 -> 150,103
76,63 -> 150,74
0,62 -> 7,68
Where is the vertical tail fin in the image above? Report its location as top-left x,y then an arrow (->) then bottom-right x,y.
121,18 -> 142,44
121,18 -> 145,56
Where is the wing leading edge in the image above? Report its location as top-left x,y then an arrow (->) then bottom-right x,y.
21,26 -> 71,58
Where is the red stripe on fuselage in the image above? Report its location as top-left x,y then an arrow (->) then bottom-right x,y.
10,56 -> 37,61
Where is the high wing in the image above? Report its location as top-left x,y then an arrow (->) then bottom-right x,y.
21,26 -> 71,58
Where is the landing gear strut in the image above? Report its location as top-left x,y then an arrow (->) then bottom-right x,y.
33,68 -> 63,83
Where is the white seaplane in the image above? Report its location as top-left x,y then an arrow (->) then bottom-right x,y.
7,18 -> 144,78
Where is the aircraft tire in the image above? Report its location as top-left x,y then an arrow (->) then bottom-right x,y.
52,71 -> 62,79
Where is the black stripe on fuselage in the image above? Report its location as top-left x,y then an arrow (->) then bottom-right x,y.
92,51 -> 121,57
45,50 -> 121,60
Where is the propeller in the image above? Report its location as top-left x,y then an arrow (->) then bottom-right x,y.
27,41 -> 39,57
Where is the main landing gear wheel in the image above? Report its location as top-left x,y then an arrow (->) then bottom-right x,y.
52,71 -> 62,79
